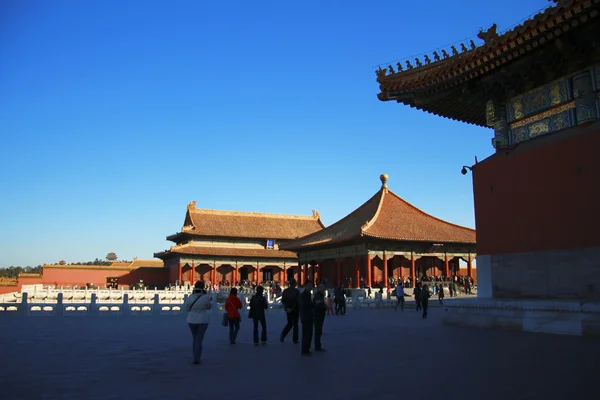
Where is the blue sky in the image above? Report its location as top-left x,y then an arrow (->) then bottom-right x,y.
0,0 -> 549,267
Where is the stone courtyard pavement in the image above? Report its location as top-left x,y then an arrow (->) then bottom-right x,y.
0,308 -> 598,400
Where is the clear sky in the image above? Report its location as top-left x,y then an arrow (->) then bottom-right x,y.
0,0 -> 550,267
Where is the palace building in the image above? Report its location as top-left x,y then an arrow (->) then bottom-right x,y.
281,175 -> 476,288
154,201 -> 325,286
375,0 -> 600,333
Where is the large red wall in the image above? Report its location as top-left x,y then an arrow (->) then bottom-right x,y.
42,267 -> 169,287
472,122 -> 600,255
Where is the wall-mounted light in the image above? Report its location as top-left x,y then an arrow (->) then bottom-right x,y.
461,166 -> 473,175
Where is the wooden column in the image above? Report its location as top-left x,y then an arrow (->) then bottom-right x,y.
383,252 -> 388,288
282,263 -> 286,283
256,263 -> 261,286
366,255 -> 372,288
191,262 -> 195,284
467,254 -> 473,279
212,261 -> 217,284
234,262 -> 239,286
410,253 -> 416,284
354,256 -> 360,288
444,254 -> 450,278
177,261 -> 182,285
336,257 -> 342,286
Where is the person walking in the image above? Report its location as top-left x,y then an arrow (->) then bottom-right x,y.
300,280 -> 315,356
326,294 -> 334,316
414,282 -> 422,311
280,278 -> 300,344
421,284 -> 431,319
313,284 -> 327,352
184,281 -> 212,364
437,284 -> 445,305
225,287 -> 243,344
249,285 -> 268,345
394,284 -> 405,311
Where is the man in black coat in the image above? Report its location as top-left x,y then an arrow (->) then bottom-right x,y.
280,278 -> 300,344
313,284 -> 327,352
300,280 -> 315,355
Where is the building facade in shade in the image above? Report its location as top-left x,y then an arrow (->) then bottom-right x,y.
154,201 -> 325,286
281,175 -> 476,288
375,0 -> 600,301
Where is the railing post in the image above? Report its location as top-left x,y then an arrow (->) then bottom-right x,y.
21,292 -> 29,317
123,293 -> 129,315
90,293 -> 97,315
153,293 -> 160,316
56,293 -> 64,317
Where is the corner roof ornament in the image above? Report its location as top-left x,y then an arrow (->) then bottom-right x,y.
477,23 -> 499,44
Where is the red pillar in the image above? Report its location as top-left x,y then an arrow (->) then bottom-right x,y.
234,262 -> 239,285
336,257 -> 342,286
212,261 -> 217,284
355,256 -> 360,288
383,252 -> 388,288
191,262 -> 195,284
177,261 -> 182,284
411,253 -> 416,284
366,255 -> 372,288
282,263 -> 287,283
444,254 -> 450,278
467,254 -> 473,279
256,263 -> 261,286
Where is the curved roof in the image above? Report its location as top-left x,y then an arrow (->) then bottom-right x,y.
281,176 -> 476,250
376,0 -> 600,126
179,201 -> 325,240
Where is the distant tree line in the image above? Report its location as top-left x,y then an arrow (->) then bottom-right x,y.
0,266 -> 43,278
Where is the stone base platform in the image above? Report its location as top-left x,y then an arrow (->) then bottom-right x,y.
443,298 -> 600,337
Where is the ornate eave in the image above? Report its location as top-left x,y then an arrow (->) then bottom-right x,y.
376,0 -> 600,127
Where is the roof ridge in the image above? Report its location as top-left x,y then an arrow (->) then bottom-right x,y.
190,208 -> 321,221
360,187 -> 386,233
375,0 -> 571,83
382,189 -> 476,233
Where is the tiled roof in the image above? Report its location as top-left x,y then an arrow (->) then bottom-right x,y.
376,0 -> 600,126
180,201 -> 325,240
281,175 -> 475,250
154,244 -> 298,260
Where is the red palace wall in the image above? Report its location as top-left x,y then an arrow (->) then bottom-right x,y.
472,122 -> 600,256
42,267 -> 169,288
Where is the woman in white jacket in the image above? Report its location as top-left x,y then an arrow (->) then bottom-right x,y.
185,281 -> 212,364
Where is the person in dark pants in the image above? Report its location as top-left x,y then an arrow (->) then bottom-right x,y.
414,282 -> 422,311
280,278 -> 300,344
224,287 -> 243,344
421,284 -> 430,319
300,280 -> 315,355
249,285 -> 269,345
313,284 -> 327,352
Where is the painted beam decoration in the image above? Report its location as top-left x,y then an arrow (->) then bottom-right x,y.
501,66 -> 600,146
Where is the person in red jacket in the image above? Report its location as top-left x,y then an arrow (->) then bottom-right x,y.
224,287 -> 243,344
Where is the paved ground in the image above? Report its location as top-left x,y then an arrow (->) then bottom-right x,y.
0,306 -> 597,400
